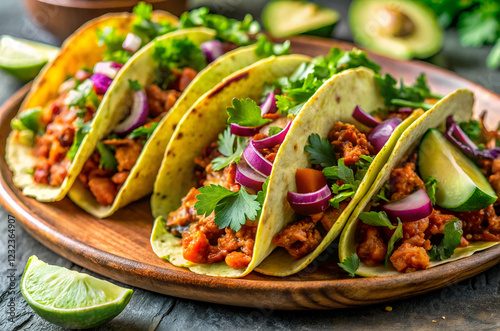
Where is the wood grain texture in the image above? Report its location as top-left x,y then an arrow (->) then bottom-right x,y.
2,38 -> 500,310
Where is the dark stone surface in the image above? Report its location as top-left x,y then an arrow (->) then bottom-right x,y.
1,0 -> 500,330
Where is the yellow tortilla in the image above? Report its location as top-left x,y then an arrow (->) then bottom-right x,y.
337,88 -> 499,277
5,11 -> 177,202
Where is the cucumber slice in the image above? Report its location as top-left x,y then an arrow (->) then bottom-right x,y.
262,1 -> 339,38
418,129 -> 497,212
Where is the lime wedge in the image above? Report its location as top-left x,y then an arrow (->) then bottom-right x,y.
418,129 -> 497,211
21,256 -> 133,329
0,35 -> 59,81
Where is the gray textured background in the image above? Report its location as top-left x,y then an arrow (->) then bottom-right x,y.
1,0 -> 500,330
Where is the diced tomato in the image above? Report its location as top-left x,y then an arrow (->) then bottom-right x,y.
295,168 -> 327,193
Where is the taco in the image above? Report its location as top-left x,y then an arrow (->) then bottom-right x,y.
338,88 -> 500,277
150,48 -> 420,277
6,3 -> 261,204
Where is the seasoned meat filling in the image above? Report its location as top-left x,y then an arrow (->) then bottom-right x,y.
327,122 -> 375,166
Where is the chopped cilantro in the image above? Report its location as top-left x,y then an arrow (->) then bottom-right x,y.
131,2 -> 175,43
459,120 -> 481,143
211,127 -> 248,171
128,122 -> 158,140
268,126 -> 283,136
65,79 -> 96,109
67,121 -> 91,160
96,27 -> 131,63
96,142 -> 118,171
385,220 -> 403,268
373,182 -> 391,203
226,98 -> 271,127
304,133 -> 336,168
338,253 -> 360,277
359,211 -> 396,229
256,177 -> 270,218
128,79 -> 143,91
427,219 -> 463,261
254,35 -> 291,57
424,176 -> 438,205
195,185 -> 261,232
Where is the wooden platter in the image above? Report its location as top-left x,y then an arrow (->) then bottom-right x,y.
2,37 -> 500,310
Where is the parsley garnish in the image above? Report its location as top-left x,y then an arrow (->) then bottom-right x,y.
67,121 -> 91,160
254,34 -> 291,57
427,219 -> 463,261
385,220 -> 403,267
359,211 -> 396,229
195,185 -> 261,232
129,122 -> 158,140
268,126 -> 283,136
128,79 -> 143,91
424,176 -> 438,205
226,98 -> 271,127
96,142 -> 118,171
211,127 -> 248,171
304,133 -> 336,168
338,253 -> 360,277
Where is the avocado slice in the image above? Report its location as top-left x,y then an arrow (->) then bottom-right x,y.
262,1 -> 339,38
349,0 -> 443,59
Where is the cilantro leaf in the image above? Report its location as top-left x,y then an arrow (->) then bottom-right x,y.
211,127 -> 248,171
254,35 -> 291,57
226,98 -> 271,127
459,120 -> 481,142
385,220 -> 403,268
373,182 -> 391,203
256,177 -> 269,207
65,79 -> 96,109
67,121 -> 91,160
131,2 -> 175,43
268,126 -> 283,136
424,176 -> 438,205
153,37 -> 207,72
128,79 -> 143,91
427,219 -> 463,261
338,253 -> 360,277
195,185 -> 261,232
359,211 -> 396,229
96,142 -> 118,171
96,27 -> 131,63
304,133 -> 336,168
128,122 -> 158,140
458,11 -> 499,47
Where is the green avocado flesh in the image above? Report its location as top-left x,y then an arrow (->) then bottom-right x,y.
349,0 -> 443,59
418,129 -> 497,212
262,1 -> 339,38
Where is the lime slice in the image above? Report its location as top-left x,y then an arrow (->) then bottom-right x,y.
21,256 -> 133,329
0,35 -> 59,81
418,129 -> 497,211
262,1 -> 339,38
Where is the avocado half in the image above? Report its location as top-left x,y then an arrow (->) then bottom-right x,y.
349,0 -> 443,59
262,1 -> 339,39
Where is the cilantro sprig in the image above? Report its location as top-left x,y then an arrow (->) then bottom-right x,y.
65,79 -> 98,109
359,211 -> 396,229
338,253 -> 360,277
96,27 -> 131,64
129,122 -> 158,140
304,133 -> 336,168
132,2 -> 175,44
195,185 -> 262,232
226,98 -> 271,127
254,35 -> 291,57
96,142 -> 118,171
385,220 -> 403,267
427,219 -> 463,261
424,176 -> 438,205
211,127 -> 248,171
67,120 -> 92,160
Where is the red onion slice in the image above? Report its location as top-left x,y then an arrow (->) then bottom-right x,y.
381,189 -> 433,222
201,40 -> 224,63
352,105 -> 379,127
252,120 -> 292,149
287,184 -> 333,215
230,123 -> 260,137
243,141 -> 273,177
235,160 -> 267,191
260,92 -> 277,116
114,89 -> 149,135
93,61 -> 122,79
397,107 -> 413,114
90,73 -> 113,95
122,33 -> 142,53
368,117 -> 402,153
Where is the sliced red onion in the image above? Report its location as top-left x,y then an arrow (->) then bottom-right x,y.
260,92 -> 277,116
243,141 -> 273,177
90,73 -> 113,95
75,69 -> 91,81
114,89 -> 149,135
397,107 -> 413,114
230,123 -> 260,137
381,189 -> 433,222
368,117 -> 403,153
352,105 -> 379,127
287,184 -> 333,215
201,40 -> 224,63
122,33 -> 142,53
93,61 -> 122,79
235,160 -> 267,191
252,120 -> 292,149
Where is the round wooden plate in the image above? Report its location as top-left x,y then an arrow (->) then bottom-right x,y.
2,37 -> 500,310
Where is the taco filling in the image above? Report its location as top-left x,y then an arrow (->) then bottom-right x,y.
350,115 -> 500,273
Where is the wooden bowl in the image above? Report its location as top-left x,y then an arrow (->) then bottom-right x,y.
22,0 -> 187,41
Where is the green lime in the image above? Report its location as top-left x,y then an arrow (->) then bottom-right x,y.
262,1 -> 339,38
21,256 -> 133,329
0,35 -> 59,81
418,129 -> 497,212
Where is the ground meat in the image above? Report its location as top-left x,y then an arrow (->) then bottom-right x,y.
402,218 -> 431,250
33,161 -> 50,185
225,252 -> 252,269
327,122 -> 375,166
177,67 -> 198,92
146,84 -> 183,117
182,231 -> 211,264
426,209 -> 458,236
390,242 -> 430,272
356,223 -> 387,266
115,140 -> 143,172
273,218 -> 322,259
111,171 -> 129,185
203,163 -> 240,191
454,205 -> 500,241
388,158 -> 425,201
88,177 -> 117,206
49,163 -> 68,187
167,187 -> 201,228
319,202 -> 347,232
